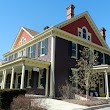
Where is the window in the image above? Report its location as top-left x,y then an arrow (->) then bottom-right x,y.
13,53 -> 17,59
78,27 -> 91,41
19,37 -> 26,46
101,53 -> 105,64
71,42 -> 77,58
9,56 -> 11,61
19,49 -> 26,57
83,28 -> 87,39
38,38 -> 48,56
28,44 -> 36,58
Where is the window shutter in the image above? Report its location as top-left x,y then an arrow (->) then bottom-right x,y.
68,41 -> 72,57
28,47 -> 30,58
45,38 -> 48,55
33,44 -> 36,58
38,42 -> 41,57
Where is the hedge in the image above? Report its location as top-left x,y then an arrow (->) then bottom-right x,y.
0,89 -> 26,110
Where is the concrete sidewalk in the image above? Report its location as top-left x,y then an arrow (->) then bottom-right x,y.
32,98 -> 88,110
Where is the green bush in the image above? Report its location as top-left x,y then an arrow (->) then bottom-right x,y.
0,89 -> 26,110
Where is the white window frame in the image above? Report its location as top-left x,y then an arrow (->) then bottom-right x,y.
41,40 -> 45,56
19,37 -> 26,46
18,49 -> 26,57
78,26 -> 92,41
28,44 -> 36,58
38,38 -> 48,57
71,42 -> 77,59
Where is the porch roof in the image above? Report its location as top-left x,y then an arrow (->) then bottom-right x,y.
71,64 -> 110,73
93,64 -> 110,72
0,57 -> 50,70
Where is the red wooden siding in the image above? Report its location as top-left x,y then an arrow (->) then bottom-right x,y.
60,16 -> 102,46
15,31 -> 32,48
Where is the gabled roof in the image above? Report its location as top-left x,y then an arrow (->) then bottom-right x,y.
23,27 -> 39,36
55,11 -> 109,49
10,27 -> 39,51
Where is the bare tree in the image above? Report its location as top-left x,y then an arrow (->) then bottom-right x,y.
70,47 -> 99,100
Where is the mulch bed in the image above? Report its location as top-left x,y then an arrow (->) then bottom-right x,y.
63,99 -> 109,106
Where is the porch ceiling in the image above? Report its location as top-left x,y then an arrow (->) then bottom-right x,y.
0,57 -> 50,71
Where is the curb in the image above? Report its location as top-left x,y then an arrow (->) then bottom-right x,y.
84,104 -> 110,110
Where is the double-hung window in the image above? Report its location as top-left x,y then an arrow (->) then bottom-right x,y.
38,38 -> 48,56
71,42 -> 77,58
28,44 -> 36,58
19,50 -> 25,57
13,53 -> 17,59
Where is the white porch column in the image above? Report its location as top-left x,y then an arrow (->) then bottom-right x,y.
2,69 -> 7,89
20,63 -> 25,89
1,70 -> 4,89
10,67 -> 14,89
50,36 -> 56,98
45,68 -> 49,97
104,70 -> 109,99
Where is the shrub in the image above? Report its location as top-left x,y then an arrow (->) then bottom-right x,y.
11,96 -> 46,110
100,93 -> 106,97
0,89 -> 26,109
59,81 -> 75,99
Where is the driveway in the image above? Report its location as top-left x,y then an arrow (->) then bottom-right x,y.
32,98 -> 88,110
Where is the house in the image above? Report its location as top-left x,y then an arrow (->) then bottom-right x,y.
0,4 -> 110,98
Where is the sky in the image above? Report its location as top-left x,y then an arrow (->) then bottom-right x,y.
0,0 -> 110,59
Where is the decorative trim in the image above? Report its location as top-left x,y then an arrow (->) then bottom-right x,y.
78,26 -> 92,41
11,27 -> 34,51
55,12 -> 108,49
53,27 -> 110,56
4,28 -> 52,57
3,27 -> 110,59
0,57 -> 50,70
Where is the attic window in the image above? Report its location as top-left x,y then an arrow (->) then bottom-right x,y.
83,28 -> 87,39
78,27 -> 91,41
19,37 -> 26,45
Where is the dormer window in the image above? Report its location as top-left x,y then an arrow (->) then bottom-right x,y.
78,26 -> 91,41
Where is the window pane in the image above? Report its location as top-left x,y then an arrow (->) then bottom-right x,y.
78,32 -> 81,37
42,40 -> 45,47
72,43 -> 76,50
83,29 -> 86,39
72,50 -> 76,57
42,48 -> 45,55
72,43 -> 77,57
83,29 -> 86,33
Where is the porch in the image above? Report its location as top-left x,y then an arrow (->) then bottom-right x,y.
93,64 -> 110,99
0,57 -> 50,97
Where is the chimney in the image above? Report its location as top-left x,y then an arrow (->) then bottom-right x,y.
100,27 -> 106,40
44,26 -> 49,30
66,4 -> 75,20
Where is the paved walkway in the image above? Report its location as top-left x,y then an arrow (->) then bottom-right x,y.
32,98 -> 88,110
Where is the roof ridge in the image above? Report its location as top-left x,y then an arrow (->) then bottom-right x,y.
22,27 -> 39,36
